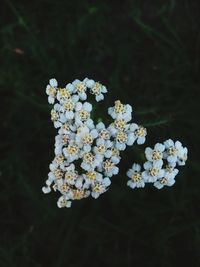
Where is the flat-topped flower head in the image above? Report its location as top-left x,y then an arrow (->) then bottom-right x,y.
43,77 -> 189,208
127,163 -> 145,189
145,143 -> 165,165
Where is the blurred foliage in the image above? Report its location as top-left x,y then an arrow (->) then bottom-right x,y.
0,0 -> 200,266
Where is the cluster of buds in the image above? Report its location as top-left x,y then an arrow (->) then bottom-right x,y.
127,139 -> 188,189
42,78 -> 147,208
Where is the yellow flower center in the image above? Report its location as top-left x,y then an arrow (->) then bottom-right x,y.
168,147 -> 178,156
67,145 -> 78,155
93,184 -> 104,193
132,173 -> 142,182
82,134 -> 93,145
114,119 -> 126,130
83,152 -> 94,164
58,88 -> 71,98
63,100 -> 74,111
65,171 -> 78,181
103,160 -> 114,172
97,145 -> 106,153
166,165 -> 174,173
48,86 -> 56,96
111,147 -> 120,156
59,184 -> 70,193
149,167 -> 159,177
62,123 -> 70,131
59,198 -> 67,208
73,189 -> 85,200
51,110 -> 59,121
55,155 -> 64,164
135,126 -> 146,137
91,82 -> 101,95
62,135 -> 69,145
116,131 -> 127,143
76,82 -> 86,93
99,129 -> 110,140
86,171 -> 97,181
114,100 -> 125,113
152,151 -> 162,161
53,169 -> 63,179
160,178 -> 167,185
79,109 -> 89,120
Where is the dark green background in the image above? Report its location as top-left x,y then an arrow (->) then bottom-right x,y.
1,0 -> 200,266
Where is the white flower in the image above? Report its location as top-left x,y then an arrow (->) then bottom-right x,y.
85,78 -> 95,88
80,151 -> 100,171
50,103 -> 68,128
142,161 -> 164,183
90,82 -> 107,102
57,196 -> 72,208
63,142 -> 80,163
109,148 -> 121,164
83,171 -> 103,187
96,122 -> 111,141
75,125 -> 98,152
72,79 -> 87,100
46,78 -> 58,104
164,163 -> 179,179
145,143 -> 165,165
115,130 -> 135,150
58,122 -> 76,135
177,147 -> 188,166
42,186 -> 51,194
54,133 -> 74,155
91,177 -> 111,199
56,87 -> 71,102
127,163 -> 145,189
163,139 -> 186,164
128,123 -> 147,145
65,82 -> 75,94
93,138 -> 113,159
108,119 -> 129,136
74,102 -> 92,125
154,177 -> 175,189
64,164 -> 79,185
102,158 -> 119,177
108,100 -> 132,122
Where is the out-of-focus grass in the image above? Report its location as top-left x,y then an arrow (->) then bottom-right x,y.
0,0 -> 200,266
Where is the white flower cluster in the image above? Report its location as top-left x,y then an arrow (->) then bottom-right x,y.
127,139 -> 188,190
43,78 -> 147,208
